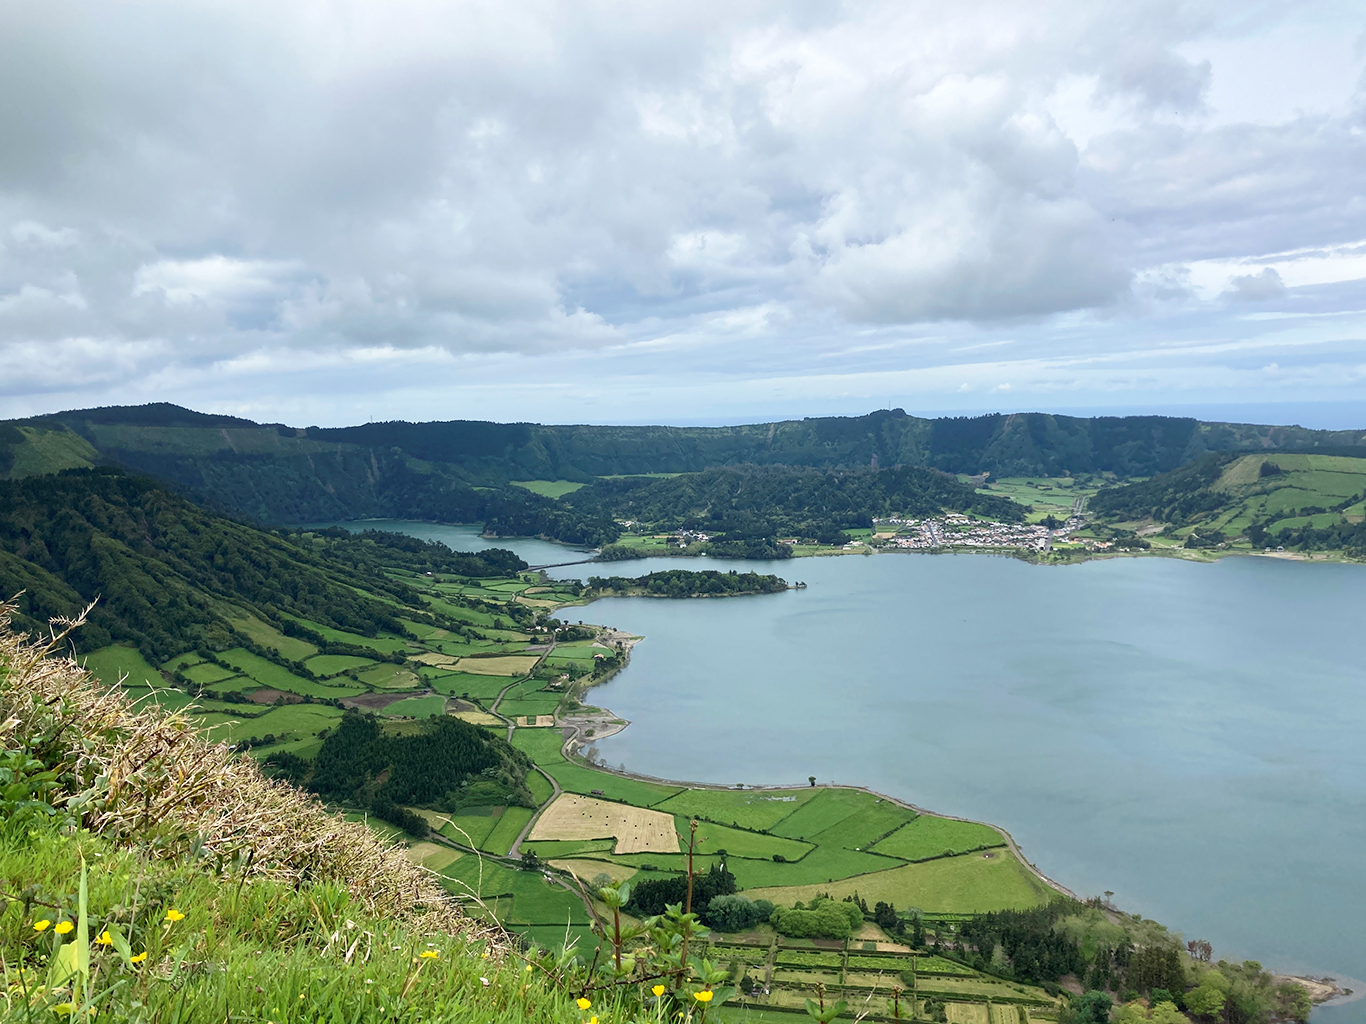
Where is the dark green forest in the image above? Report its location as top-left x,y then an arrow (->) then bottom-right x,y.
562,464 -> 1023,547
584,569 -> 789,597
10,404 -> 1364,534
305,712 -> 533,821
1089,454 -> 1239,525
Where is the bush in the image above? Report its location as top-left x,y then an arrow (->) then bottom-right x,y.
770,897 -> 863,939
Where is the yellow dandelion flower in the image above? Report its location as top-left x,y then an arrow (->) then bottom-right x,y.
576,997 -> 592,1010
525,965 -> 534,972
54,922 -> 74,935
694,990 -> 714,1002
653,984 -> 666,996
32,920 -> 51,932
95,931 -> 112,946
130,952 -> 148,964
419,950 -> 439,960
164,909 -> 185,922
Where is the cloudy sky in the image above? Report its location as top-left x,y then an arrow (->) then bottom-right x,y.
2,0 -> 1366,428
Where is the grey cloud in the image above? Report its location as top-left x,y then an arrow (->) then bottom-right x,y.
0,0 -> 1363,416
1223,266 -> 1287,301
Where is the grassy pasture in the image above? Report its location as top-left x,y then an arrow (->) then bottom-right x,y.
498,696 -> 563,719
726,843 -> 899,889
654,787 -> 820,831
182,661 -> 242,685
405,842 -> 462,872
548,859 -> 637,885
358,663 -> 421,688
162,652 -> 203,671
433,807 -> 503,847
527,770 -> 555,807
277,614 -> 411,655
441,858 -> 589,927
81,644 -> 165,689
745,848 -> 1052,913
221,609 -> 317,661
807,799 -> 917,851
423,670 -> 513,699
510,479 -> 587,499
379,694 -> 447,718
948,1003 -> 993,1024
218,648 -> 367,697
304,654 -> 376,676
455,655 -> 540,676
481,805 -> 536,856
521,839 -> 616,859
871,816 -> 1006,861
770,788 -> 877,841
685,817 -> 814,862
542,762 -> 682,806
120,684 -> 198,713
511,729 -> 569,764
199,702 -> 344,747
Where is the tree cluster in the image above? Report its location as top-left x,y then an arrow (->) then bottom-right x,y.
585,569 -> 788,597
307,711 -> 533,816
625,863 -> 737,917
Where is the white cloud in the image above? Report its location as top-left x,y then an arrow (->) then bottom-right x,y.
0,0 -> 1365,422
132,256 -> 302,307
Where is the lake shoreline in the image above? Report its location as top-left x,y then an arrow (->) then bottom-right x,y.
542,587 -> 1354,1014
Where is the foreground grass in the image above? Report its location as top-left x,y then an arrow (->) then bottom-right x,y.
0,826 -> 594,1024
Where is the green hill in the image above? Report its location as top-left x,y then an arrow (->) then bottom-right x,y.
1091,452 -> 1366,555
0,467 -> 529,660
6,404 -> 1363,540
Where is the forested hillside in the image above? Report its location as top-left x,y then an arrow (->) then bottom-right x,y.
0,467 -> 528,658
1091,452 -> 1366,556
7,404 -> 1363,527
554,464 -> 1024,550
4,404 -> 1363,556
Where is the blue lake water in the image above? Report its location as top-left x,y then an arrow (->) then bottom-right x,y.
344,522 -> 1366,1019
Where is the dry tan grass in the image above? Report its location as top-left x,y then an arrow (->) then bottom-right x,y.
410,651 -> 460,667
454,655 -> 540,676
0,603 -> 493,943
547,859 -> 637,884
528,794 -> 678,854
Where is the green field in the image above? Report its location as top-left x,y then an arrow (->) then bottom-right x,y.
441,857 -> 589,927
221,609 -> 318,661
726,843 -> 901,889
218,648 -> 368,698
746,848 -> 1053,913
379,694 -> 447,718
686,817 -> 814,862
654,787 -> 820,831
543,762 -> 682,805
770,788 -> 882,841
806,798 -> 917,851
872,816 -> 1007,861
434,807 -> 504,847
511,479 -> 588,500
424,670 -> 514,699
183,661 -> 242,685
305,654 -> 377,676
481,806 -> 535,856
81,644 -> 166,689
277,614 -> 412,655
199,702 -> 344,748
527,770 -> 555,806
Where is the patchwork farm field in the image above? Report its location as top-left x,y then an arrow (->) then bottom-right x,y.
84,534 -> 1070,1022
